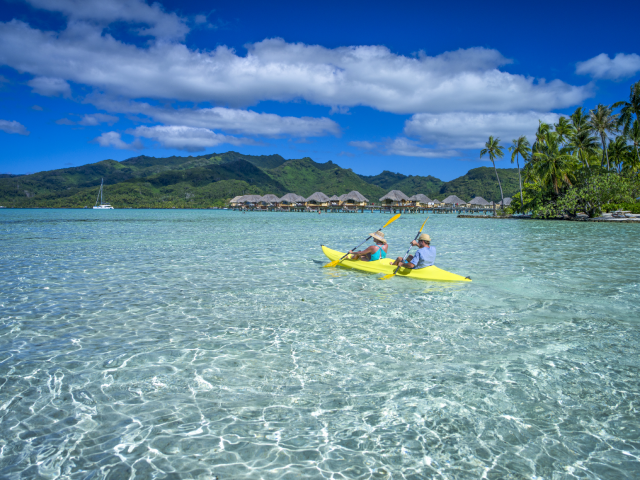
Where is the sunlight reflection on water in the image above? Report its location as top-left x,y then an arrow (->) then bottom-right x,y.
1,209 -> 640,479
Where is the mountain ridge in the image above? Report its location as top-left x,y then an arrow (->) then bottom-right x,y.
0,152 -> 520,208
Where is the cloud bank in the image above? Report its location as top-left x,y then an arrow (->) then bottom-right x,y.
576,53 -> 640,80
404,111 -> 562,149
25,0 -> 189,40
0,21 -> 591,114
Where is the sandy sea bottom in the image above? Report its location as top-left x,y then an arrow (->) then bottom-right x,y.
1,209 -> 640,479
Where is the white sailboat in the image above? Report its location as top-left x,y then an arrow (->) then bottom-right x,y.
93,178 -> 114,209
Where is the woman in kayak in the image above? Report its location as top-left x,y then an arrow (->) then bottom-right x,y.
349,231 -> 388,261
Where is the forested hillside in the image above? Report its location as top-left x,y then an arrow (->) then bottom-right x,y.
0,151 -> 520,208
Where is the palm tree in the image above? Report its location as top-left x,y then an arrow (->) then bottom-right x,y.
568,129 -> 599,171
607,136 -> 633,173
589,104 -> 619,170
555,117 -> 575,145
480,136 -> 506,205
570,106 -> 590,134
531,131 -> 576,195
626,119 -> 640,172
613,80 -> 640,136
508,136 -> 531,206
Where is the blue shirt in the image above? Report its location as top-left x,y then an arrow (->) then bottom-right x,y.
411,246 -> 436,269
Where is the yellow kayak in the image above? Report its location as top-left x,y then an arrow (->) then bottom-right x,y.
322,245 -> 471,282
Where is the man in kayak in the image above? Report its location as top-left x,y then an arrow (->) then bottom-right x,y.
348,231 -> 388,261
391,233 -> 435,269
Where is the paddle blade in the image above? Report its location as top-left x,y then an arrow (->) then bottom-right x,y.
324,260 -> 340,268
382,213 -> 401,229
379,273 -> 395,280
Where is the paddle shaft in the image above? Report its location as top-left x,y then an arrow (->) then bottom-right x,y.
338,230 -> 379,262
391,232 -> 421,275
391,216 -> 429,275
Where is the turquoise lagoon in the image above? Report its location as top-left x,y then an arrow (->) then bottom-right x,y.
1,209 -> 640,479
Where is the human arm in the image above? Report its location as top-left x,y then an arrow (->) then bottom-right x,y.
349,245 -> 376,259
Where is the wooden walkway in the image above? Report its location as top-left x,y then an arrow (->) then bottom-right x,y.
229,205 -> 500,215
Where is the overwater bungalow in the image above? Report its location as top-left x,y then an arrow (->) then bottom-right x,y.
305,192 -> 330,207
468,196 -> 490,209
260,194 -> 280,205
408,194 -> 432,206
229,195 -> 243,207
499,197 -> 512,207
279,193 -> 303,205
432,199 -> 442,206
380,190 -> 410,206
328,195 -> 341,207
442,195 -> 466,206
341,191 -> 369,209
238,194 -> 262,207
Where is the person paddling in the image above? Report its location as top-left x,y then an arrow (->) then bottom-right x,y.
391,233 -> 435,269
349,231 -> 388,262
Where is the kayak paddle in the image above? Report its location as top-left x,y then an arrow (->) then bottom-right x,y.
380,216 -> 429,280
324,213 -> 401,268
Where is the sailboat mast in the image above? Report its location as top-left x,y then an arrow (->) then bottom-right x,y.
95,178 -> 103,206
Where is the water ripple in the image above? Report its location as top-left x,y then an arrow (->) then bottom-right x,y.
1,209 -> 639,478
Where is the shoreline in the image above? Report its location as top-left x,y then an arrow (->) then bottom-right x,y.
458,214 -> 640,223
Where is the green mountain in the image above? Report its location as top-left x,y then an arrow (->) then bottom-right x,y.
0,151 -> 520,208
269,158 -> 385,199
437,167 -> 520,201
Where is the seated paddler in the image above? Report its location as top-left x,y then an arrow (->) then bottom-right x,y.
349,231 -> 388,261
391,233 -> 435,269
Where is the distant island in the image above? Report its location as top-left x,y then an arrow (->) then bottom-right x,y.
0,151 -> 520,209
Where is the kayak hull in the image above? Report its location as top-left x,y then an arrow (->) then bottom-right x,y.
322,245 -> 471,282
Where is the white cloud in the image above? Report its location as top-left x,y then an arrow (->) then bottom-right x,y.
25,0 -> 189,40
576,53 -> 640,80
58,113 -> 120,126
0,21 -> 591,114
127,125 -> 256,152
27,76 -> 71,97
385,138 -> 459,158
93,131 -> 141,150
350,138 -> 459,159
348,140 -> 377,150
0,119 -> 30,135
404,111 -> 562,149
78,113 -> 119,126
89,96 -> 339,137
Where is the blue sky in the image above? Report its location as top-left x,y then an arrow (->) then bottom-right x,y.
0,0 -> 638,180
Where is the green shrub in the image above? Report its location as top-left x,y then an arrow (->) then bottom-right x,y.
603,203 -> 640,214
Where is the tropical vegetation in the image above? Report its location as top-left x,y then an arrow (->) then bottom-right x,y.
0,151 -> 520,209
484,79 -> 640,218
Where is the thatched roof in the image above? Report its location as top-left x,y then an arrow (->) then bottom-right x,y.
280,193 -> 304,203
328,195 -> 340,201
342,190 -> 369,202
229,195 -> 243,203
239,194 -> 262,203
306,192 -> 330,203
469,196 -> 490,206
442,195 -> 466,204
409,194 -> 432,203
432,199 -> 441,204
499,197 -> 512,206
380,190 -> 409,202
260,194 -> 280,203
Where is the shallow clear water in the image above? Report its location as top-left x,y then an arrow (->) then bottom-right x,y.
1,209 -> 640,479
